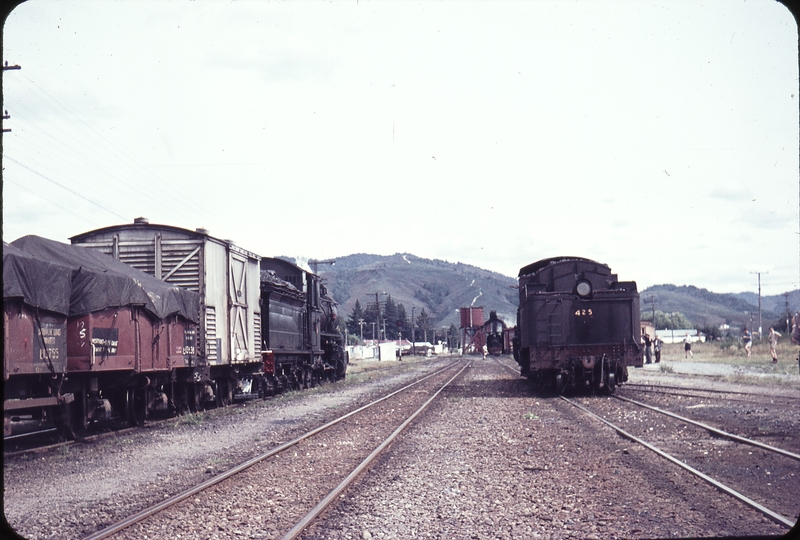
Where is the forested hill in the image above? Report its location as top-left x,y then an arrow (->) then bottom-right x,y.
638,284 -> 799,330
316,253 -> 519,330
279,253 -> 798,333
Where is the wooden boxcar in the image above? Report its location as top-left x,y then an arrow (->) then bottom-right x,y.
71,218 -> 262,406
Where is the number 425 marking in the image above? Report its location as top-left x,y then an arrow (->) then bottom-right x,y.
575,309 -> 593,316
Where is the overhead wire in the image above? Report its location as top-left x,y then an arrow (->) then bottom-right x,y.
3,177 -> 97,226
16,71 -> 223,221
4,69 -> 224,229
18,75 -> 217,218
4,155 -> 130,221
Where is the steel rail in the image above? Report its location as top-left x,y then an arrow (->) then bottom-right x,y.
3,427 -> 59,441
624,382 -> 800,401
280,360 -> 472,540
82,360 -> 463,540
560,396 -> 795,529
613,394 -> 800,462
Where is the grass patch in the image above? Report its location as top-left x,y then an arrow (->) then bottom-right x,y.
659,341 -> 800,367
179,413 -> 203,426
524,412 -> 539,420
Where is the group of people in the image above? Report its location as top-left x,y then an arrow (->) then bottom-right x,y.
641,313 -> 799,373
641,332 -> 663,364
741,327 -> 782,362
643,328 -> 784,363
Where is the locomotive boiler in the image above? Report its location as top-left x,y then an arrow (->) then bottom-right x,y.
514,256 -> 641,393
260,257 -> 347,393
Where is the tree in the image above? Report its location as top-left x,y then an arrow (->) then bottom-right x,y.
396,303 -> 408,339
384,295 -> 398,339
416,308 -> 432,343
346,299 -> 366,340
447,323 -> 459,348
642,309 -> 693,330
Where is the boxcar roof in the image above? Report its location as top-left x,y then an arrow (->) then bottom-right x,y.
70,220 -> 210,243
517,256 -> 606,278
70,220 -> 261,261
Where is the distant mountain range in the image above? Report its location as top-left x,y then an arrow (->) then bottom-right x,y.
296,253 -> 798,331
641,284 -> 799,330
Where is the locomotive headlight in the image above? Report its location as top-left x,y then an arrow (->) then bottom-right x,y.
576,280 -> 592,297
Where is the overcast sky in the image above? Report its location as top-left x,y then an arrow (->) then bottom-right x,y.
2,0 -> 798,296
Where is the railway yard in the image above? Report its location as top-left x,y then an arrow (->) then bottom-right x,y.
4,354 -> 800,540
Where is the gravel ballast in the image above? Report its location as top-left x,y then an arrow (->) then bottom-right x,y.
4,355 -> 798,539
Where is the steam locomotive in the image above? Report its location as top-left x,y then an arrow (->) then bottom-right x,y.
513,256 -> 641,393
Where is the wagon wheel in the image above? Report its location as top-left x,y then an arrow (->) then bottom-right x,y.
126,388 -> 147,427
263,377 -> 275,398
216,379 -> 233,407
554,373 -> 565,394
65,391 -> 87,440
335,356 -> 347,381
187,382 -> 203,413
605,371 -> 617,394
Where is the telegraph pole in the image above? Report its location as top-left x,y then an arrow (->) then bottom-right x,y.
785,292 -> 790,333
411,307 -> 416,356
751,271 -> 768,340
3,61 -> 21,133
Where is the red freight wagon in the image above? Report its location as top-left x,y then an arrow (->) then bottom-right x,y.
11,236 -> 200,436
3,242 -> 72,438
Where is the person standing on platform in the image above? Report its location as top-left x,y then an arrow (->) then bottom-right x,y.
653,335 -> 662,363
742,329 -> 752,358
768,327 -> 781,363
643,332 -> 653,364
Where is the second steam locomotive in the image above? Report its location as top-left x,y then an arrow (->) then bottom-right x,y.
513,256 -> 641,393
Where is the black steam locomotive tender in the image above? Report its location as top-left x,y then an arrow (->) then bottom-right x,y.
514,257 -> 642,393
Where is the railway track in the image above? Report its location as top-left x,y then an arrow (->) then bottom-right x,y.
493,356 -> 798,530
562,395 -> 798,529
83,359 -> 470,540
622,382 -> 800,406
612,394 -> 800,462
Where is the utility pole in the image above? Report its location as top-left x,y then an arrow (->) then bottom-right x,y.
751,271 -> 768,340
358,318 -> 365,342
375,292 -> 380,340
785,292 -> 790,333
3,61 -> 21,133
369,292 -> 387,341
411,307 -> 416,356
670,313 -> 675,343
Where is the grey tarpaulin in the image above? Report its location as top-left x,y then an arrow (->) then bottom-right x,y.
3,241 -> 72,316
10,236 -> 200,322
